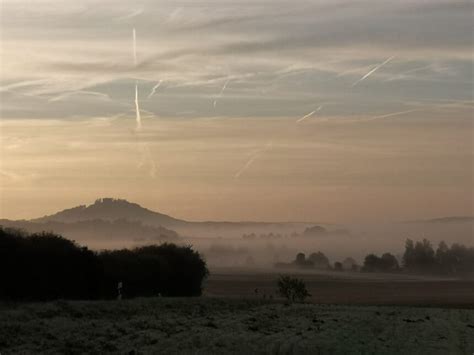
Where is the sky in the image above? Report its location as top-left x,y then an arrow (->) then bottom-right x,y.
0,0 -> 472,222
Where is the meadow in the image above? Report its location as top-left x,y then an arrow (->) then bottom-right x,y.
1,270 -> 473,354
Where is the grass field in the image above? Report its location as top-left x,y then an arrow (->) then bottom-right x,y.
1,297 -> 473,354
1,270 -> 473,354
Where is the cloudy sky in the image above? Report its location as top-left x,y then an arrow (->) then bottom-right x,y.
0,0 -> 472,222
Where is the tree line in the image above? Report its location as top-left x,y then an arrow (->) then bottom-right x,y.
0,227 -> 208,301
279,238 -> 473,276
363,238 -> 474,275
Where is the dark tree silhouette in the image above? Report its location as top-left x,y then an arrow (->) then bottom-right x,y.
0,227 -> 208,301
308,251 -> 331,269
100,244 -> 208,298
380,253 -> 399,271
277,275 -> 311,303
293,252 -> 314,268
363,239 -> 473,275
362,253 -> 398,272
403,238 -> 436,272
0,228 -> 102,301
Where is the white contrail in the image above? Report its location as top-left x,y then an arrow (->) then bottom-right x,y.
352,56 -> 395,87
147,80 -> 162,99
0,79 -> 50,93
296,106 -> 322,123
213,79 -> 230,108
132,27 -> 137,66
234,156 -> 258,179
135,84 -> 142,130
48,90 -> 110,102
296,110 -> 316,123
165,7 -> 183,23
365,109 -> 421,121
234,141 -> 272,179
132,28 -> 142,130
384,65 -> 433,82
137,143 -> 157,178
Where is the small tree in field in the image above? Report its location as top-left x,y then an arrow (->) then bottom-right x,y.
277,275 -> 311,303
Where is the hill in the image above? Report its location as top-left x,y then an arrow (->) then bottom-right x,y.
25,198 -> 317,238
411,216 -> 474,224
33,198 -> 185,227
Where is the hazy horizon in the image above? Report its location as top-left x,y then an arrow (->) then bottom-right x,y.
1,0 -> 472,223
1,196 -> 473,225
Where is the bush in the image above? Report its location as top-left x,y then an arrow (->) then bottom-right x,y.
99,244 -> 208,298
0,227 -> 208,301
277,275 -> 311,303
0,228 -> 102,301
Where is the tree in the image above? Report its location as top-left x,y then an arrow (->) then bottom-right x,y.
414,239 -> 435,268
403,239 -> 415,268
380,253 -> 399,271
436,242 -> 474,275
0,227 -> 209,301
100,243 -> 209,298
0,228 -> 102,301
293,252 -> 314,268
363,253 -> 398,272
334,262 -> 343,271
308,251 -> 330,269
362,254 -> 379,272
403,238 -> 435,271
295,252 -> 306,264
277,275 -> 311,303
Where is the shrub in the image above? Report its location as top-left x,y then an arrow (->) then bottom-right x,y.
0,228 -> 102,301
0,227 -> 208,301
99,244 -> 209,298
277,275 -> 311,303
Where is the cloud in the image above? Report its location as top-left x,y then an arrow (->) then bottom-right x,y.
0,0 -> 471,121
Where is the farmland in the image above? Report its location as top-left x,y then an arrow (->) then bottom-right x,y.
1,270 -> 473,354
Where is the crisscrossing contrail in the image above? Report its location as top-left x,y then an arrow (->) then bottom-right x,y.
352,56 -> 394,87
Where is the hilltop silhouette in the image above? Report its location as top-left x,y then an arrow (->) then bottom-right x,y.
2,198 -> 472,243
33,198 -> 184,227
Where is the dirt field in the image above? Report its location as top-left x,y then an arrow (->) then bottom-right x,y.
1,297 -> 473,354
205,268 -> 474,307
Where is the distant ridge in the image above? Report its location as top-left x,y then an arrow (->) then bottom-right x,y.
30,198 -> 316,228
406,216 -> 474,224
33,198 -> 185,227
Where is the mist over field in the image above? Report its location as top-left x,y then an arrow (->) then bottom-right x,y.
2,198 -> 472,271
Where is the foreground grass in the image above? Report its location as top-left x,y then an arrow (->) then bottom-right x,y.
1,298 -> 473,354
